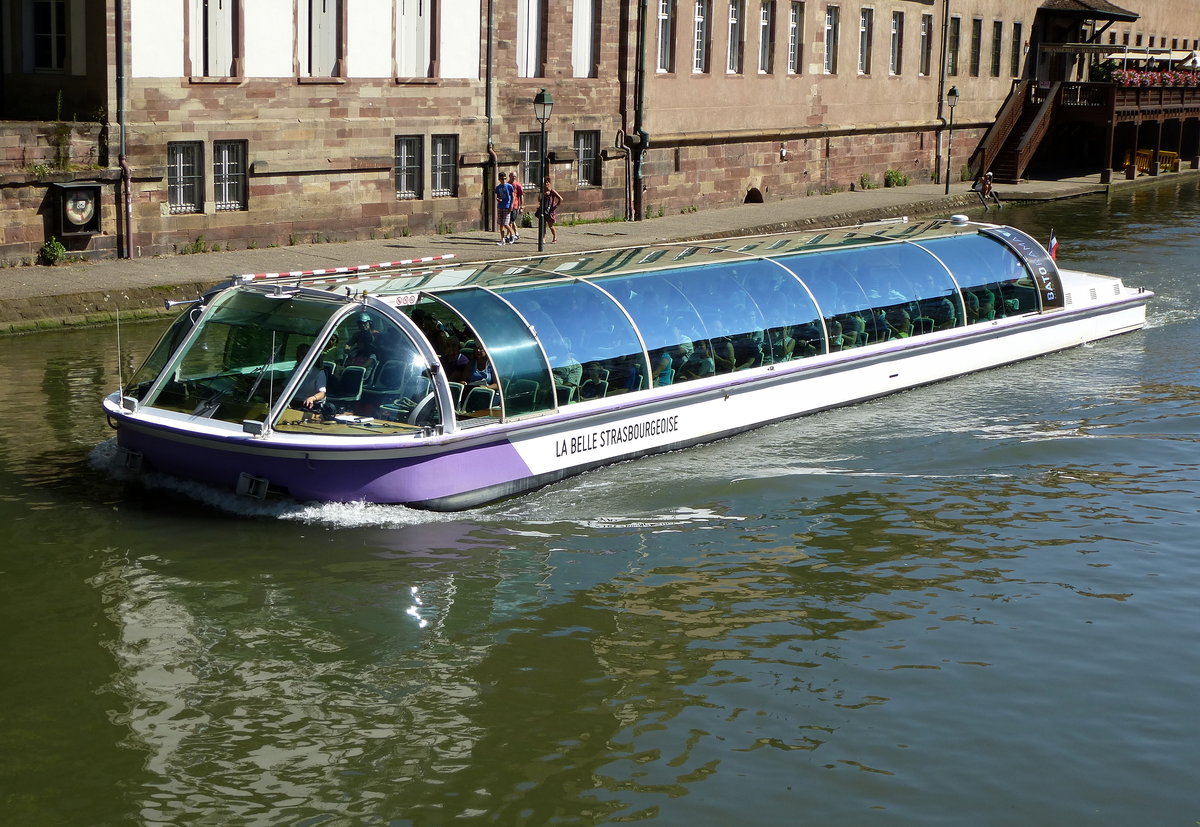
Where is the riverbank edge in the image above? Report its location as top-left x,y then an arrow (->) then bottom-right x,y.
0,172 -> 1181,335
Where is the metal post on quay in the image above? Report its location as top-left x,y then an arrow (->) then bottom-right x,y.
533,88 -> 554,252
944,85 -> 959,196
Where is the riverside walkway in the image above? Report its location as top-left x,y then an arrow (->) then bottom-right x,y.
1,171 -> 1179,333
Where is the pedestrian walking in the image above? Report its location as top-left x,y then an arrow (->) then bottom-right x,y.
494,173 -> 515,245
540,180 -> 563,243
508,172 -> 524,243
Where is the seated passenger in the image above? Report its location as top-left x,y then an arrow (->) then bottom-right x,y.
864,310 -> 891,343
711,336 -> 737,373
792,323 -> 824,357
437,333 -> 472,383
606,355 -> 644,393
962,290 -> 982,323
731,331 -> 764,370
919,295 -> 957,330
837,313 -> 867,347
974,291 -> 997,321
345,312 -> 380,368
466,346 -> 498,390
665,323 -> 695,373
767,326 -> 796,361
290,344 -> 335,421
884,307 -> 914,338
552,352 -> 584,391
826,319 -> 844,351
650,349 -> 674,385
679,339 -> 716,380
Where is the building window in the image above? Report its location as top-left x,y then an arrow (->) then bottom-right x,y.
213,140 -> 247,211
889,11 -> 903,75
191,0 -> 236,77
395,135 -> 423,200
858,7 -> 872,75
727,0 -> 744,73
32,0 -> 67,71
431,135 -> 457,197
969,18 -> 982,77
575,130 -> 601,187
397,0 -> 432,77
572,0 -> 599,78
657,0 -> 676,72
308,0 -> 340,77
758,2 -> 774,73
990,20 -> 1002,77
519,132 -> 543,189
788,2 -> 804,74
693,0 -> 710,73
918,13 -> 931,76
517,0 -> 545,78
823,5 -> 838,74
1011,22 -> 1023,77
167,142 -> 204,215
947,17 -> 960,76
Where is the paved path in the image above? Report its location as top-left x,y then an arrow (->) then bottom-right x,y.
1,171 -> 1180,332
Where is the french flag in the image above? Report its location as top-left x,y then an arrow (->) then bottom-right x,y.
1048,230 -> 1059,260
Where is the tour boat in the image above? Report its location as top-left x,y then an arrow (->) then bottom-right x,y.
102,216 -> 1152,510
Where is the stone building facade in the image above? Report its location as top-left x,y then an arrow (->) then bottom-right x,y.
1,0 -> 1198,262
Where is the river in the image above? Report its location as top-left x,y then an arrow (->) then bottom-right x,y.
2,179 -> 1197,825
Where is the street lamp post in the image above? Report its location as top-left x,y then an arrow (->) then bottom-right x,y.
533,88 -> 554,252
943,85 -> 960,195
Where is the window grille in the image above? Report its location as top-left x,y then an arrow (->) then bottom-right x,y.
519,132 -> 542,189
658,0 -> 675,71
214,140 -> 247,211
858,7 -> 872,75
787,2 -> 803,74
576,131 -> 600,187
431,135 -> 457,197
693,0 -> 710,73
889,12 -> 903,75
168,142 -> 204,215
823,5 -> 839,74
395,136 -> 423,200
919,13 -> 932,76
758,2 -> 774,73
727,0 -> 744,74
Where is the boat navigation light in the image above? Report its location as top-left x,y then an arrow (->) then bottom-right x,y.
950,214 -> 970,225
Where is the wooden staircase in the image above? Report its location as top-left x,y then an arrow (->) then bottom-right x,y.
969,81 -> 1060,184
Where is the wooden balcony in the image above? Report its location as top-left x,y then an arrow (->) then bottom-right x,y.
1031,82 -> 1200,123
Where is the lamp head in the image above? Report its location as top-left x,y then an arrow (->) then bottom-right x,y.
533,88 -> 554,124
947,85 -> 960,108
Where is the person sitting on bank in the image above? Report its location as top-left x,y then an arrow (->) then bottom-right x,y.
972,171 -> 1001,209
291,343 -> 335,420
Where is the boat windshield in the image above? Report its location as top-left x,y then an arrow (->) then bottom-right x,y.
136,289 -> 437,434
126,303 -> 205,402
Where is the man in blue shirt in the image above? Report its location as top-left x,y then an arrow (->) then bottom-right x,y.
494,173 -> 515,245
